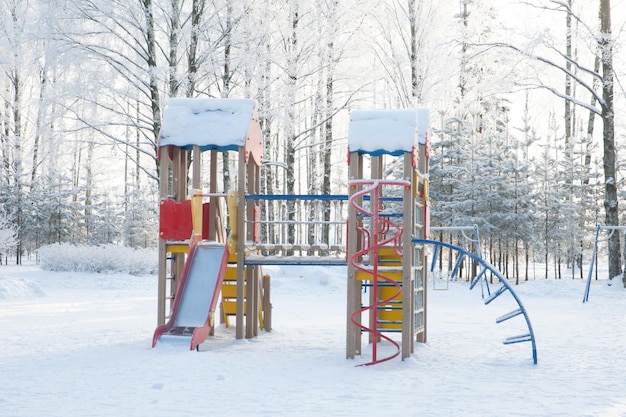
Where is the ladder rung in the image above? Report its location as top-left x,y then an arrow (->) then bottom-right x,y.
496,308 -> 523,323
430,245 -> 440,272
361,328 -> 402,333
450,254 -> 464,280
377,306 -> 402,310
503,334 -> 532,345
361,282 -> 403,288
484,285 -> 507,305
470,266 -> 488,289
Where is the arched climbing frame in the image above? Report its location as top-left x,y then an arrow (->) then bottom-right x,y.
415,239 -> 538,365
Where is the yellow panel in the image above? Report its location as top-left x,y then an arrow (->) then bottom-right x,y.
379,286 -> 403,301
191,191 -> 203,236
222,301 -> 247,316
379,309 -> 402,321
221,283 -> 246,298
355,270 -> 372,281
355,270 -> 403,282
378,246 -> 402,261
380,271 -> 403,282
166,244 -> 189,253
224,266 -> 245,281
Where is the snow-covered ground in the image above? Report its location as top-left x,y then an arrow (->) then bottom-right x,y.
1,263 -> 625,417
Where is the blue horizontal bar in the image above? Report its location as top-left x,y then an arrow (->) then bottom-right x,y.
496,308 -> 523,323
503,334 -> 532,345
246,194 -> 348,201
245,194 -> 403,202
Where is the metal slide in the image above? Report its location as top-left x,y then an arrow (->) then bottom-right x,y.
152,242 -> 229,350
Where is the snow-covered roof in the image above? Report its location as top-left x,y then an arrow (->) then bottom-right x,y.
159,98 -> 258,152
348,108 -> 429,156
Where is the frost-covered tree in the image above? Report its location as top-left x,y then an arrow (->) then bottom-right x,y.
0,207 -> 18,262
61,0 -> 163,182
478,0 -> 623,285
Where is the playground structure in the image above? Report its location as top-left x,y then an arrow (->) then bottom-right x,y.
583,224 -> 626,302
345,109 -> 430,364
153,98 -> 270,349
151,98 -> 538,365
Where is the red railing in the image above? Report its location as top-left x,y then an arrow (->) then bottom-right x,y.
348,179 -> 410,366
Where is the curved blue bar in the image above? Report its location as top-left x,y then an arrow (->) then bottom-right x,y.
413,238 -> 538,365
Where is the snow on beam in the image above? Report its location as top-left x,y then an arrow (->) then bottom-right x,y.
159,98 -> 259,152
347,108 -> 429,156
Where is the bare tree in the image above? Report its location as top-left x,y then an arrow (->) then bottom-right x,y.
62,0 -> 163,182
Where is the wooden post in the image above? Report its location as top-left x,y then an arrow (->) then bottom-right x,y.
246,161 -> 260,338
262,274 -> 272,331
418,141 -> 429,343
170,147 -> 188,318
401,152 -> 415,358
346,152 -> 363,358
157,146 -> 170,326
209,149 -> 218,241
236,148 -> 246,339
192,145 -> 201,189
245,266 -> 256,338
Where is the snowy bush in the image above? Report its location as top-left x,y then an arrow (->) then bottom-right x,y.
38,243 -> 157,275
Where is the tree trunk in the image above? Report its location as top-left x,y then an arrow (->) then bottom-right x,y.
186,0 -> 204,97
408,0 -> 419,102
222,1 -> 233,193
599,0 -> 621,283
31,67 -> 46,187
285,1 -> 299,250
142,0 -> 162,157
168,0 -> 181,97
321,1 -> 336,251
459,0 -> 469,99
85,138 -> 94,241
564,0 -> 572,147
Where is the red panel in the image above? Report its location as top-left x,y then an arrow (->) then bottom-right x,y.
159,199 -> 193,241
244,108 -> 264,165
157,145 -> 174,162
202,203 -> 210,240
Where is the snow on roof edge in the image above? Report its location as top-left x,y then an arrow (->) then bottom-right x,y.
159,98 -> 257,150
348,108 -> 429,155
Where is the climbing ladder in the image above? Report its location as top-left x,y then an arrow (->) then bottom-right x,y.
414,239 -> 538,364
